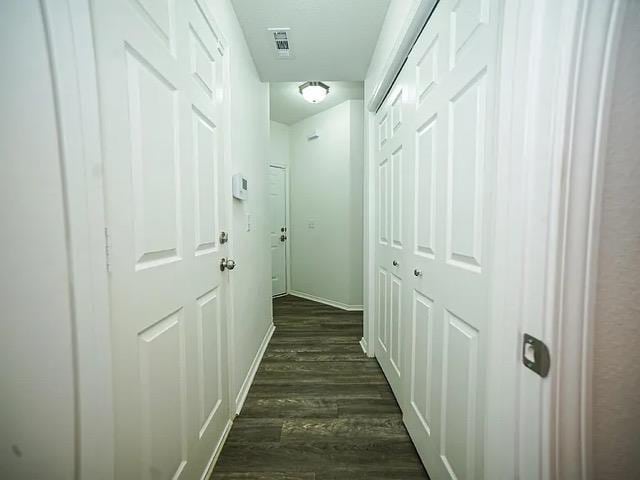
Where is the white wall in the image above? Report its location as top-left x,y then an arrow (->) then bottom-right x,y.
288,100 -> 364,308
206,0 -> 272,408
0,2 -> 76,477
592,2 -> 640,477
270,120 -> 290,167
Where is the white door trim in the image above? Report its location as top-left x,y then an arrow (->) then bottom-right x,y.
362,109 -> 376,357
41,1 -> 114,477
210,0 -> 239,444
549,1 -> 625,478
269,163 -> 291,295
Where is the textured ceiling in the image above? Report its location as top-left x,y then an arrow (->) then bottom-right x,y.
270,81 -> 364,125
231,0 -> 390,81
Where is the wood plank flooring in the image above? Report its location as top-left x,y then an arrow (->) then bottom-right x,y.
211,295 -> 429,480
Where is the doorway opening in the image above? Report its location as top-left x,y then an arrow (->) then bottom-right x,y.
267,82 -> 365,312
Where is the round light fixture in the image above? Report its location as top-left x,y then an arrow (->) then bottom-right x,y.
299,81 -> 330,103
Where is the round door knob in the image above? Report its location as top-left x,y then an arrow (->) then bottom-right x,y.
280,234 -> 287,242
392,260 -> 399,267
220,258 -> 236,271
414,269 -> 422,277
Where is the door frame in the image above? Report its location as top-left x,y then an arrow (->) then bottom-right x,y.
41,1 -> 114,477
269,163 -> 291,296
362,0 -> 626,477
43,0 -> 238,477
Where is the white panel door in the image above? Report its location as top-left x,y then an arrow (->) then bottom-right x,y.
269,165 -> 288,296
91,0 -> 231,477
374,70 -> 412,404
400,0 -> 502,478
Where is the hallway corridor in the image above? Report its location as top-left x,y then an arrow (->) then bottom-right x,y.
211,295 -> 429,479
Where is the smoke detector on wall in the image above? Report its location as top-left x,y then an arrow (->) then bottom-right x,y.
268,27 -> 293,58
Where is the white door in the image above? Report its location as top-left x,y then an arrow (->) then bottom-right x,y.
92,0 -> 231,477
374,70 -> 412,402
269,165 -> 288,296
400,0 -> 502,478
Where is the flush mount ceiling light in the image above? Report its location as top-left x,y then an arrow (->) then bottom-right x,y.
299,81 -> 330,103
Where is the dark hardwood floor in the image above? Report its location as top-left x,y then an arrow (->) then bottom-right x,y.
211,295 -> 429,480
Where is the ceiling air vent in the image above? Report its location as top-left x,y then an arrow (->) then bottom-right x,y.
268,28 -> 292,58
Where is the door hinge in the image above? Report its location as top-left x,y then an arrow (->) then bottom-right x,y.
104,227 -> 111,273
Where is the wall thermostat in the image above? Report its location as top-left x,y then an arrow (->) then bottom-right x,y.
232,173 -> 248,200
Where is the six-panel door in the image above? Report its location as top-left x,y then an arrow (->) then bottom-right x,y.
92,0 -> 231,477
269,165 -> 288,296
375,0 -> 502,478
375,67 -> 412,403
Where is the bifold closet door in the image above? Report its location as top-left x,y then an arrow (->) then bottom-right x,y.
374,67 -> 413,404
374,0 -> 503,478
92,0 -> 232,477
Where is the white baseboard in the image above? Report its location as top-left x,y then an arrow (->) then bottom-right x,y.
234,323 -> 275,415
360,337 -> 368,354
288,290 -> 364,312
200,418 -> 233,480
